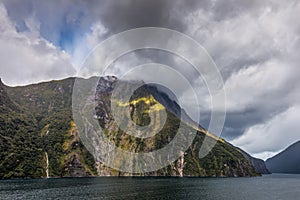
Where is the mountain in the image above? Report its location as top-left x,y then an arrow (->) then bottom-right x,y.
238,148 -> 270,174
1,78 -> 97,178
0,78 -> 45,178
266,141 -> 300,174
0,77 -> 264,178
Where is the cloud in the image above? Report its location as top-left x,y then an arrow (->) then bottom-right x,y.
136,0 -> 300,159
231,105 -> 300,160
0,3 -> 75,86
183,0 -> 300,149
185,0 -> 300,78
2,0 -> 92,48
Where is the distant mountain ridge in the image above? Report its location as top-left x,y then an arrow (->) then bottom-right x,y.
0,77 -> 268,178
266,141 -> 300,174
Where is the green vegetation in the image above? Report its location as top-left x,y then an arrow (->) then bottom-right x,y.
0,77 -> 259,179
94,79 -> 259,177
0,78 -> 96,179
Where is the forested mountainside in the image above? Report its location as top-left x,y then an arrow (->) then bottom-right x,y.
0,77 -> 267,178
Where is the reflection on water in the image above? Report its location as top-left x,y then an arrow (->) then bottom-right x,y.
0,174 -> 300,200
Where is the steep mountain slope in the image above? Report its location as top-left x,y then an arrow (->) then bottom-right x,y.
0,79 -> 43,178
238,148 -> 270,174
266,141 -> 300,174
3,78 -> 97,178
92,77 -> 258,176
0,77 -> 264,178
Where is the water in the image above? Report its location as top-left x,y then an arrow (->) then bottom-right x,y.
0,174 -> 299,200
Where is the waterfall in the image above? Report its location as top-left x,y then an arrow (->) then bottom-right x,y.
45,152 -> 49,178
178,151 -> 185,177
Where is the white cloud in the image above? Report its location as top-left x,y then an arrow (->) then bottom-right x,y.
184,1 -> 300,75
86,22 -> 108,48
0,3 -> 75,86
69,21 -> 109,71
224,59 -> 294,111
231,105 -> 300,160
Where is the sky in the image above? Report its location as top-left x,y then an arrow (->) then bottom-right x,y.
0,0 -> 300,160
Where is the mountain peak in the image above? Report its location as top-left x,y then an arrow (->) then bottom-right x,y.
96,76 -> 118,93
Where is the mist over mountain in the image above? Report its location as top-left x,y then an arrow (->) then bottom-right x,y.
0,77 -> 268,178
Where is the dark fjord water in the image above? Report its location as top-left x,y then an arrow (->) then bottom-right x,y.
0,174 -> 299,200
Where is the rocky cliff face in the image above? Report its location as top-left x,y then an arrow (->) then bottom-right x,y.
90,76 -> 259,176
0,77 -> 262,178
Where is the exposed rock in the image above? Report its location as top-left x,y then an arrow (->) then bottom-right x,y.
64,154 -> 92,177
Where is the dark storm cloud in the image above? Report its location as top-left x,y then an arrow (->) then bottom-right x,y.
222,105 -> 289,140
88,0 -> 218,34
2,0 -> 218,44
91,0 -> 183,32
